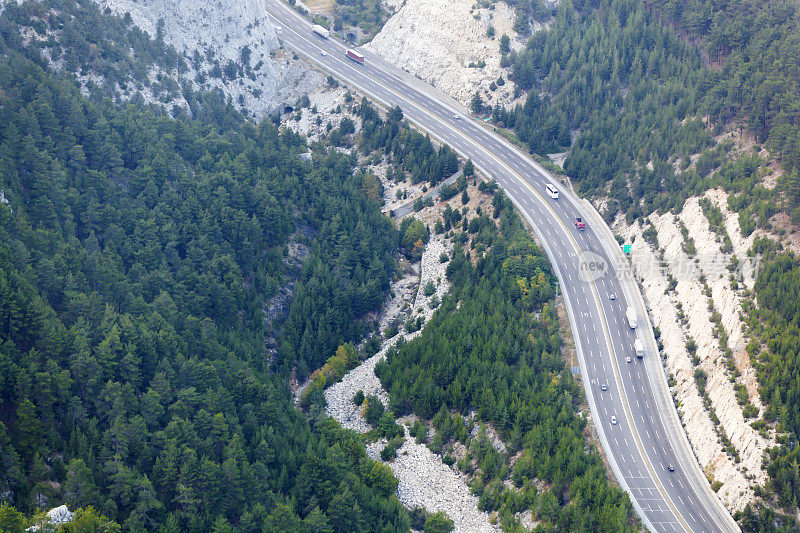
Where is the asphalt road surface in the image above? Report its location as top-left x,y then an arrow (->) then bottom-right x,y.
392,170 -> 462,219
267,3 -> 739,531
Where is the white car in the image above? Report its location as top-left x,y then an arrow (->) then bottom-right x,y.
626,356 -> 632,364
320,50 -> 327,56
453,114 -> 460,120
601,383 -> 608,391
609,293 -> 616,300
611,416 -> 618,425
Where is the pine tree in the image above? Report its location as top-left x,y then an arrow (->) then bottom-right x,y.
326,485 -> 361,532
263,503 -> 302,533
304,506 -> 333,533
463,159 -> 475,177
470,92 -> 485,114
14,399 -> 42,457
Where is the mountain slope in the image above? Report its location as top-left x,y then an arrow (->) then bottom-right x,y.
0,4 -> 406,530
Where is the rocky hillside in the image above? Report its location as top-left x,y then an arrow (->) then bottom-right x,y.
95,0 -> 303,117
614,190 -> 771,511
2,0 -> 322,118
364,0 -> 782,515
366,0 -> 534,108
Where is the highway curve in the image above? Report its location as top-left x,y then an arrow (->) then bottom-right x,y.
266,3 -> 740,530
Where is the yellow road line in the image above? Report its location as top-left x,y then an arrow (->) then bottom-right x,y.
272,5 -> 693,529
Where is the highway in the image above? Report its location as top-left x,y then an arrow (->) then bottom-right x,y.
266,2 -> 739,531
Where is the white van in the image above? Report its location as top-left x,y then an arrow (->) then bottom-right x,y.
546,183 -> 559,199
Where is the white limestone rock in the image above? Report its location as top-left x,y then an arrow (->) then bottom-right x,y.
366,0 -> 535,109
614,189 -> 773,512
94,0 -> 320,117
26,505 -> 74,532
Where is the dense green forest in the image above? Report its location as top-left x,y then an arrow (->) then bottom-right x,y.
358,102 -> 459,187
498,0 -> 715,216
0,3 -> 410,530
647,0 -> 800,179
497,0 -> 800,521
376,196 -> 635,531
496,0 -> 800,222
746,242 -> 800,517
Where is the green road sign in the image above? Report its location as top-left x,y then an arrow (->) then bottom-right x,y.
623,244 -> 631,254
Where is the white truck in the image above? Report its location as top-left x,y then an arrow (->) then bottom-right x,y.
312,24 -> 330,39
626,306 -> 637,329
634,338 -> 644,358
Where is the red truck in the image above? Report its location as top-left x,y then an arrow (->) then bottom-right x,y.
345,49 -> 365,64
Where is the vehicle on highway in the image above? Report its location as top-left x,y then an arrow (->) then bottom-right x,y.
601,383 -> 608,391
546,183 -> 559,199
312,24 -> 330,39
626,306 -> 637,328
611,416 -> 618,425
635,338 -> 644,358
668,463 -> 675,471
275,25 -> 283,34
345,49 -> 365,64
320,50 -> 327,56
453,114 -> 460,120
626,356 -> 632,364
271,13 -> 739,526
574,216 -> 585,230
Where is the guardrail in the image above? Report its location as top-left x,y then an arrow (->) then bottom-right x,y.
390,170 -> 463,219
579,198 -> 740,532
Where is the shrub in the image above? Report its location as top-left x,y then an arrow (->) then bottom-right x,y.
364,395 -> 385,426
354,390 -> 365,406
439,183 -> 458,201
365,461 -> 399,497
685,337 -> 697,355
380,436 -> 404,461
410,507 -> 427,530
423,281 -> 436,297
400,217 -> 430,261
410,420 -> 429,443
424,511 -> 454,533
378,410 -> 403,439
299,343 -> 360,408
694,368 -> 708,395
384,320 -> 400,338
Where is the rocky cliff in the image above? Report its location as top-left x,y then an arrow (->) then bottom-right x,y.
1,0 -> 322,117
366,0 -> 530,108
613,191 -> 772,511
95,0 -> 321,117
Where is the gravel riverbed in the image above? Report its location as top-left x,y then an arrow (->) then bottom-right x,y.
323,235 -> 498,531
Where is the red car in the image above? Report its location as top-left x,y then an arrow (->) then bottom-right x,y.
574,217 -> 586,230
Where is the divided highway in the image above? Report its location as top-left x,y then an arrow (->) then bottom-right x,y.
266,3 -> 739,530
